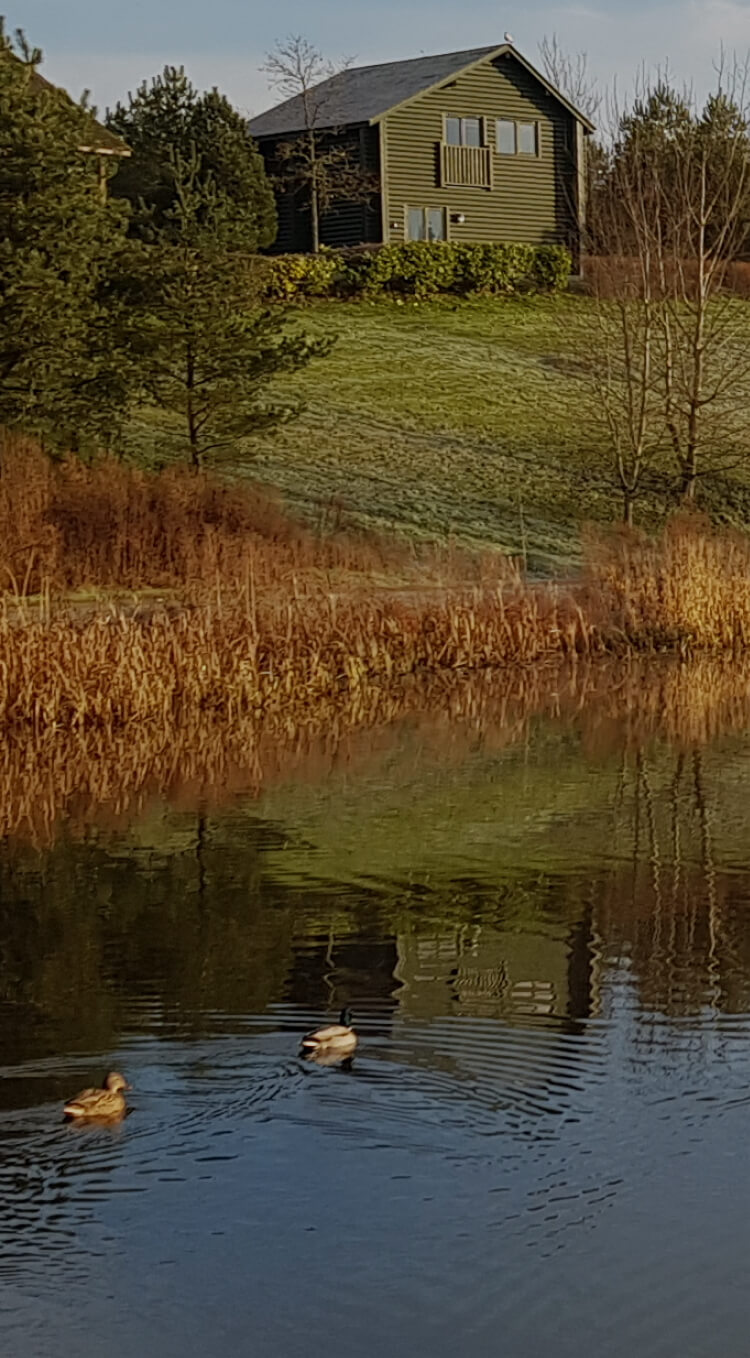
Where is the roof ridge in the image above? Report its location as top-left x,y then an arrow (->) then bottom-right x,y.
316,44 -> 501,78
249,42 -> 595,138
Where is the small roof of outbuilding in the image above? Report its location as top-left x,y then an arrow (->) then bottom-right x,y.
29,67 -> 130,155
249,43 -> 596,140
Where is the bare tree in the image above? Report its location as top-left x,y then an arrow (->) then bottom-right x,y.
262,35 -> 376,253
567,86 -> 668,523
539,34 -> 601,123
654,68 -> 750,498
572,63 -> 750,520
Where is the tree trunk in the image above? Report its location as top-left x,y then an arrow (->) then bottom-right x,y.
309,130 -> 320,253
679,460 -> 697,501
622,493 -> 634,527
185,344 -> 202,471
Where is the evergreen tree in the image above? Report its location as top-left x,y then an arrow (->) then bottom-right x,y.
107,67 -> 277,249
0,25 -> 132,446
124,153 -> 325,469
604,82 -> 750,255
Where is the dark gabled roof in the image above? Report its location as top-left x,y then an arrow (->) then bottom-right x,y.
248,43 -> 596,140
29,67 -> 130,155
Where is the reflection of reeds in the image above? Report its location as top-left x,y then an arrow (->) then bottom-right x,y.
4,657 -> 750,846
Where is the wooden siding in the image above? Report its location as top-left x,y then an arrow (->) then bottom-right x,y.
257,125 -> 382,254
382,53 -> 579,249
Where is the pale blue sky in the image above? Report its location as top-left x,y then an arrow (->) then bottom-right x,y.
8,0 -> 747,118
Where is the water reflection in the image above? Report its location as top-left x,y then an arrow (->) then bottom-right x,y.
2,660 -> 750,1355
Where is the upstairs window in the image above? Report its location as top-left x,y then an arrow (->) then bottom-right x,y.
517,121 -> 539,155
496,119 -> 516,155
445,116 -> 483,147
496,119 -> 540,156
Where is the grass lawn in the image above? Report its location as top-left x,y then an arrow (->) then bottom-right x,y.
124,294 -> 750,572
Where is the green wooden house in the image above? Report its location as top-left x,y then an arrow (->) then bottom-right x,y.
249,42 -> 594,257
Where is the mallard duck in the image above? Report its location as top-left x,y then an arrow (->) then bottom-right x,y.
63,1071 -> 131,1121
300,1008 -> 357,1060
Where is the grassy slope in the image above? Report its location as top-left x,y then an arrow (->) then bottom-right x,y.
126,294 -> 750,572
253,296 -> 602,570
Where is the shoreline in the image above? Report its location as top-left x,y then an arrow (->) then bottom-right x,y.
1,650 -> 749,846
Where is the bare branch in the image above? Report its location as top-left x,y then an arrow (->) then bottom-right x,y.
539,34 -> 601,122
261,34 -> 374,252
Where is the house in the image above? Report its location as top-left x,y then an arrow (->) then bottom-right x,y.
28,65 -> 130,192
249,42 -> 594,258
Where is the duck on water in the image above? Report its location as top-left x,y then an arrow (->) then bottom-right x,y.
60,1015 -> 358,1123
63,1072 -> 131,1121
300,1009 -> 358,1062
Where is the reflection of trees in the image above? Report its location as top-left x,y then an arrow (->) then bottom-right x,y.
0,822 -> 605,1072
0,818 -> 297,1064
595,744 -> 750,1018
3,713 -> 750,1074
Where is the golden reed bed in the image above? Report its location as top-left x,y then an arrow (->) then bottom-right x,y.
2,656 -> 750,846
2,427 -> 750,847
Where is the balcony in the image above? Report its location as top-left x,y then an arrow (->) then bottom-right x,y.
439,142 -> 492,190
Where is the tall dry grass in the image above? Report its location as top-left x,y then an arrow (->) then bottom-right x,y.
3,656 -> 750,846
0,583 -> 591,734
584,516 -> 750,651
0,430 -> 504,599
3,432 -> 750,753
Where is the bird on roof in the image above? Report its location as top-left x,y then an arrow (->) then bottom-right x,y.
504,32 -> 515,44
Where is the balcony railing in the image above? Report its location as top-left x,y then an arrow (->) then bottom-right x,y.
439,142 -> 492,189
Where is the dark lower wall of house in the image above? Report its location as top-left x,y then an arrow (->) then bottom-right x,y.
258,125 -> 382,253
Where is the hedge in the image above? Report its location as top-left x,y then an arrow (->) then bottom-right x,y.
264,241 -> 571,301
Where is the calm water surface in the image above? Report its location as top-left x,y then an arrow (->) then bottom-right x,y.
2,691 -> 750,1356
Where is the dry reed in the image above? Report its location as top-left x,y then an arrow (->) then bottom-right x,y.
0,582 -> 590,735
584,515 -> 750,651
3,656 -> 750,846
2,432 -> 750,751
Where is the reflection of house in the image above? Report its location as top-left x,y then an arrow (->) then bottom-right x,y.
249,42 -> 593,255
395,916 -> 602,1022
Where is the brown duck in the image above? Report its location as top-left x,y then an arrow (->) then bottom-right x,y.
63,1072 -> 131,1121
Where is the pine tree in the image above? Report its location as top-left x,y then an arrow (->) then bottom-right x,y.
106,67 -> 277,250
125,153 -> 326,469
0,25 -> 132,447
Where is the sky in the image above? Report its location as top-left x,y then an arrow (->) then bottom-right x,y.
8,0 -> 750,119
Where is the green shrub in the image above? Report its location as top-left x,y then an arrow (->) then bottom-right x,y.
265,241 -> 571,301
452,243 -> 529,294
528,245 -> 572,293
265,250 -> 341,299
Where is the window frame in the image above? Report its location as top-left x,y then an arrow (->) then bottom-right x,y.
495,119 -> 517,156
494,117 -> 542,159
442,114 -> 486,149
517,120 -> 540,157
403,204 -> 450,243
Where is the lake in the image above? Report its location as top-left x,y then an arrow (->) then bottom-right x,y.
2,660 -> 750,1357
